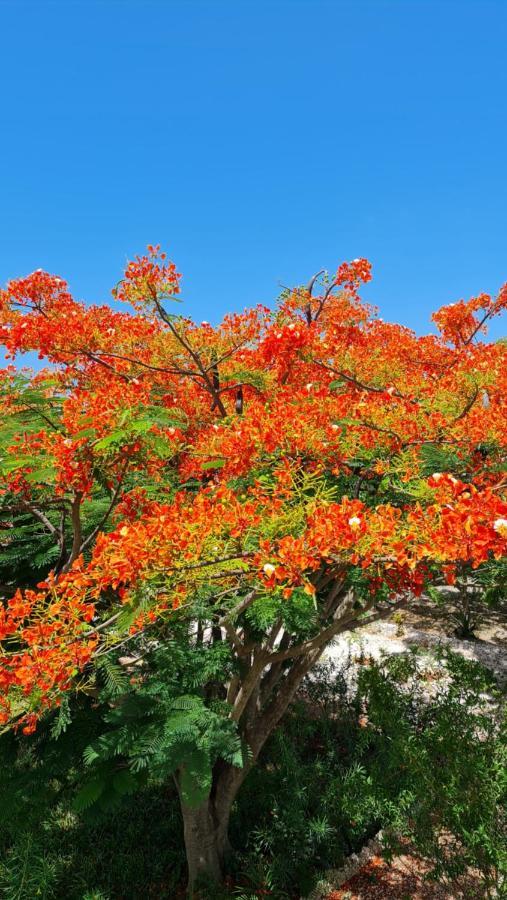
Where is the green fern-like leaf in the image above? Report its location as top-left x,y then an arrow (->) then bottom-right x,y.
179,749 -> 212,807
73,776 -> 107,812
95,656 -> 129,697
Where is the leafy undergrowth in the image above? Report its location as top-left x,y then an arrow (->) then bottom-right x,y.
0,651 -> 505,899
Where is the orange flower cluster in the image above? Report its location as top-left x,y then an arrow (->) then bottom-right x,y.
0,248 -> 505,730
0,567 -> 97,732
112,245 -> 181,310
432,284 -> 507,347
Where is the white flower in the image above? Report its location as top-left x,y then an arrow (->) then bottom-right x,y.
493,518 -> 507,534
331,424 -> 340,432
348,516 -> 361,529
263,563 -> 276,576
305,382 -> 313,391
288,323 -> 296,331
432,472 -> 443,481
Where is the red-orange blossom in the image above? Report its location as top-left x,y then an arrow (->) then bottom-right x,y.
0,247 -> 506,733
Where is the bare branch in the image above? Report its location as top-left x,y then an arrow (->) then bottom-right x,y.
153,298 -> 228,417
313,280 -> 338,322
60,492 -> 83,574
19,500 -> 58,536
79,459 -> 129,554
453,384 -> 480,422
218,590 -> 257,626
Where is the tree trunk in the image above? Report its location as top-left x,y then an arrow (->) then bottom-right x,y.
180,763 -> 243,896
180,589 -> 367,893
180,647 -> 331,894
181,799 -> 226,894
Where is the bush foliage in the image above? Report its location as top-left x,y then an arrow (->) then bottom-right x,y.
0,649 -> 504,898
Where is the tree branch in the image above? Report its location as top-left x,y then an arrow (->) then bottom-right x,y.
60,492 -> 83,574
79,459 -> 129,554
19,500 -> 58,536
153,298 -> 228,417
218,589 -> 258,626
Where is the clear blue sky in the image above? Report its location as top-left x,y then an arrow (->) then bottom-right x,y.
1,0 -> 506,340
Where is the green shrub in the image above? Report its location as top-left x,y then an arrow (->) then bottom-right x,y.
344,649 -> 506,898
0,650 -> 504,898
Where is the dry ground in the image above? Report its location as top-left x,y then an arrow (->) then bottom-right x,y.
327,852 -> 485,899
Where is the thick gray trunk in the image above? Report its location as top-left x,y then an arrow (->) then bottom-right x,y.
181,763 -> 243,896
182,798 -> 226,894
181,627 -> 349,893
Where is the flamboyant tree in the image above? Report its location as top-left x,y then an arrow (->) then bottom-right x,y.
0,248 -> 506,892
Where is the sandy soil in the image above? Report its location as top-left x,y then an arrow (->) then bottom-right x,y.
326,852 -> 485,899
322,595 -> 507,685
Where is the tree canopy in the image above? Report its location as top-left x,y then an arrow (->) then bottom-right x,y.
0,248 -> 505,889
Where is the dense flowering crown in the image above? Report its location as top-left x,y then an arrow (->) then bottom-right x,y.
0,248 -> 505,732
